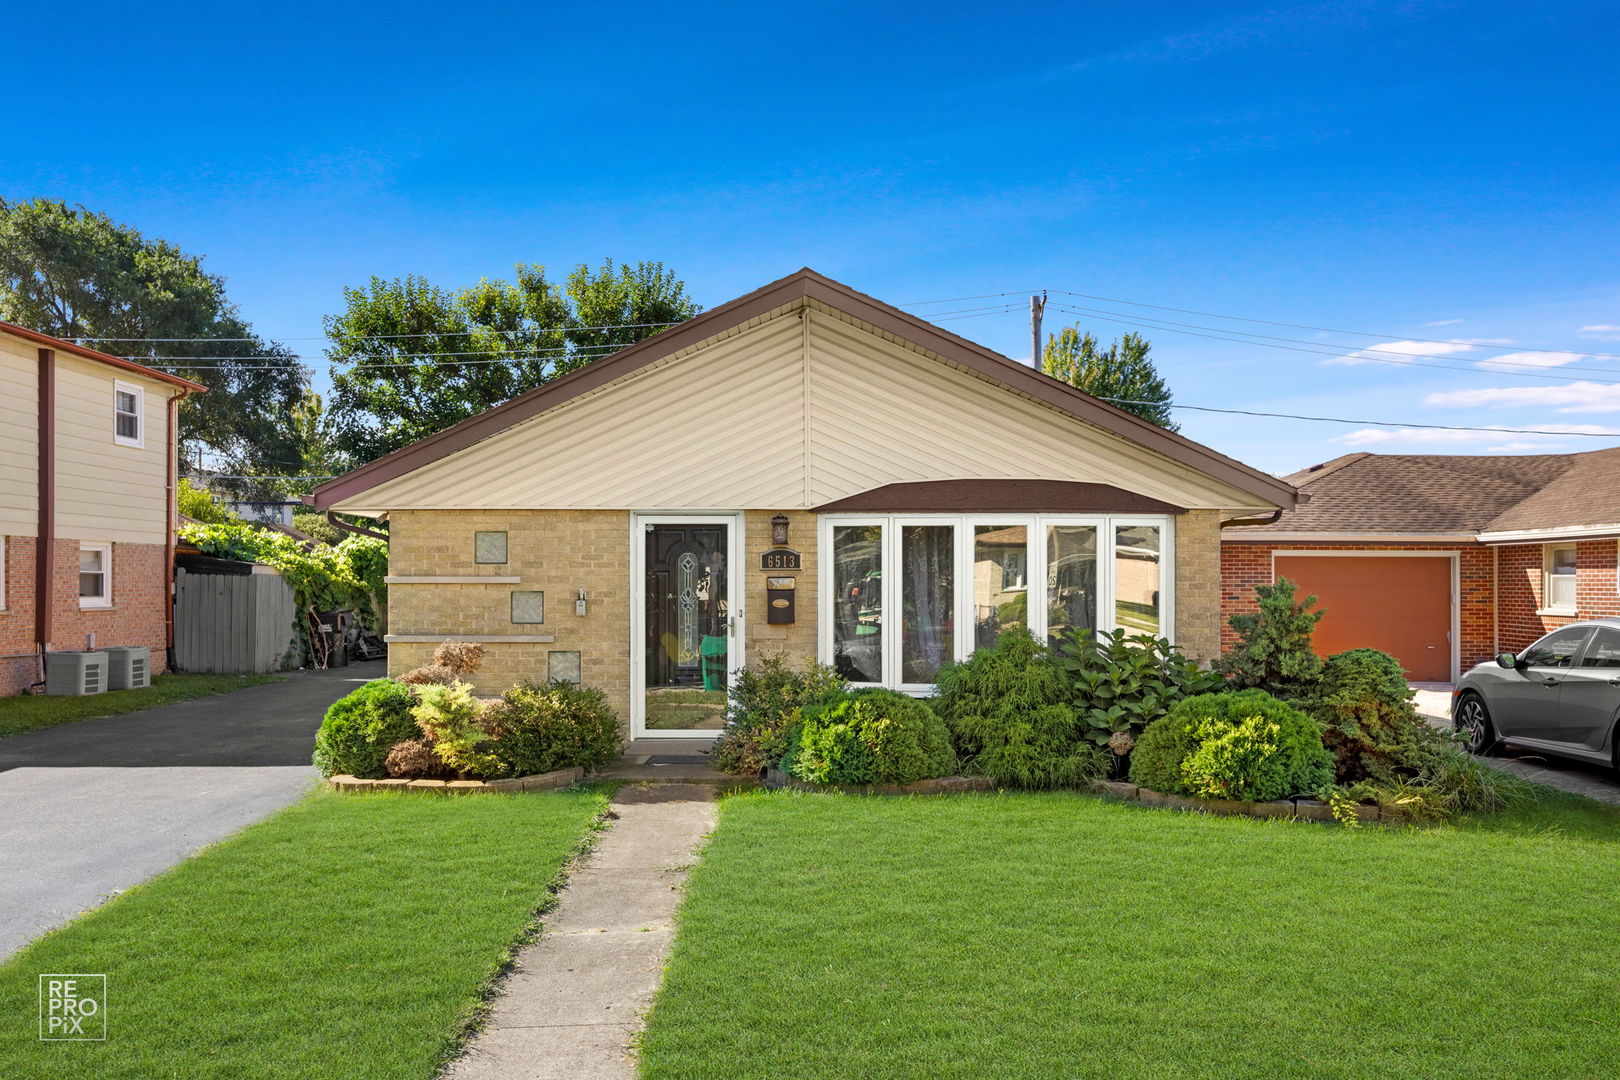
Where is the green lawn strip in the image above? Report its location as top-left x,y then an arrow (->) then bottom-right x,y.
640,791 -> 1620,1080
0,673 -> 281,737
0,787 -> 609,1080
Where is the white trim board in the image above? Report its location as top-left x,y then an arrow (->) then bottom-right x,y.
628,512 -> 746,741
1270,548 -> 1461,682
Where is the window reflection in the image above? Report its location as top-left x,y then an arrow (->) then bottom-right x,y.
901,525 -> 954,683
973,524 -> 1027,651
1046,525 -> 1097,647
1114,524 -> 1161,634
831,525 -> 883,682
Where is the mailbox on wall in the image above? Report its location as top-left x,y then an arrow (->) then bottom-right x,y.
766,576 -> 796,624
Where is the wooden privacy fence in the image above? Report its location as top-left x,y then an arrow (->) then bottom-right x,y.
174,567 -> 299,674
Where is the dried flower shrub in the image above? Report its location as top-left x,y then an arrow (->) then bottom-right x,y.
384,739 -> 454,779
432,641 -> 486,676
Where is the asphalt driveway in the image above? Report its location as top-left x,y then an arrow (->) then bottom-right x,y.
0,661 -> 383,958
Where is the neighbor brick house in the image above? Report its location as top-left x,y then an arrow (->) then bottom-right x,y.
0,321 -> 204,695
309,269 -> 1301,741
1222,450 -> 1620,683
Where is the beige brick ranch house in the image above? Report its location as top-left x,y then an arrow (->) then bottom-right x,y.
309,269 -> 1301,741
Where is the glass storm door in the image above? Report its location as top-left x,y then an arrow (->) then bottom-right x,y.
639,519 -> 733,735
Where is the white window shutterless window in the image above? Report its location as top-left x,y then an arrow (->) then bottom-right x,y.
818,514 -> 1174,691
114,381 -> 143,447
79,543 -> 112,608
1544,543 -> 1577,613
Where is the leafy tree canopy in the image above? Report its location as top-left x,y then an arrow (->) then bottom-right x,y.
325,260 -> 699,463
1041,325 -> 1179,430
0,198 -> 312,497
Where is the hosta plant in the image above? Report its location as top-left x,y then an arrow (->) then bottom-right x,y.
1054,628 -> 1225,750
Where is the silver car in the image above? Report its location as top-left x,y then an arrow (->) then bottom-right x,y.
1453,618 -> 1620,769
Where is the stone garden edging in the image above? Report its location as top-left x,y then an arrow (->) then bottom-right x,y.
327,766 -> 583,794
1091,780 -> 1399,823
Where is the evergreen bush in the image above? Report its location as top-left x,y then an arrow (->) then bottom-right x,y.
711,654 -> 845,775
933,628 -> 1104,788
786,689 -> 955,785
1308,648 -> 1448,783
1130,689 -> 1334,801
312,678 -> 419,778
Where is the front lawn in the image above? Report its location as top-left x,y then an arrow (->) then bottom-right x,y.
0,672 -> 280,737
641,791 -> 1620,1079
0,788 -> 607,1079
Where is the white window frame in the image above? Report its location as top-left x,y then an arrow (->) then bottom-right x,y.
113,381 -> 144,448
818,513 -> 1175,693
1542,541 -> 1577,615
79,542 -> 113,609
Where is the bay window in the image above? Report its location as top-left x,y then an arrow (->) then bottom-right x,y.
820,514 -> 1173,689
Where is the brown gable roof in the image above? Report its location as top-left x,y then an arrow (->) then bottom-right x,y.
1482,447 -> 1620,534
1233,450 -> 1587,536
812,479 -> 1185,514
307,268 -> 1299,511
1,319 -> 207,393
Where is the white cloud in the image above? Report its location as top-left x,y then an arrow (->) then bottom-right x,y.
1336,422 -> 1620,449
1474,350 -> 1586,370
1424,383 -> 1620,413
1580,324 -> 1620,338
1325,339 -> 1479,366
1424,318 -> 1463,327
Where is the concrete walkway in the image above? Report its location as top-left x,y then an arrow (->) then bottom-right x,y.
446,785 -> 718,1080
0,662 -> 382,958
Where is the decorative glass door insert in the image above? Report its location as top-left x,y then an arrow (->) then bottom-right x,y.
643,522 -> 730,731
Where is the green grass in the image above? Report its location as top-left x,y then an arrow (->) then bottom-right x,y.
0,673 -> 281,737
0,788 -> 608,1079
640,790 -> 1620,1080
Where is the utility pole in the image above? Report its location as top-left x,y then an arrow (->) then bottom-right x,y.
1029,291 -> 1047,369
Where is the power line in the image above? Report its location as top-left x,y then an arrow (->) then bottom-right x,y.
1049,304 -> 1620,387
1096,397 -> 1620,438
69,319 -> 689,344
1054,289 -> 1620,360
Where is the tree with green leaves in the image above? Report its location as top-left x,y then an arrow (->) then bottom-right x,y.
0,198 -> 311,496
1218,577 -> 1326,695
325,260 -> 699,463
1041,325 -> 1178,430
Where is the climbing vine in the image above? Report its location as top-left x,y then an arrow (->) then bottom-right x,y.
179,522 -> 388,662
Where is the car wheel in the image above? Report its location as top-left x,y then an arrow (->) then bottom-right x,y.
1455,692 -> 1496,756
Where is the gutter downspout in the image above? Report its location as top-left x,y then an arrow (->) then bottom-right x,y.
165,389 -> 195,673
35,348 -> 55,684
326,511 -> 390,543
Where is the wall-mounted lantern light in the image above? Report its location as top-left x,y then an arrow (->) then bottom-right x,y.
771,514 -> 790,547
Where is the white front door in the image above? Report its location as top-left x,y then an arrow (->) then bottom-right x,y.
630,514 -> 743,739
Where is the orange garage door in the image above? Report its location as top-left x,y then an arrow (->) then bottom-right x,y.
1274,555 -> 1452,682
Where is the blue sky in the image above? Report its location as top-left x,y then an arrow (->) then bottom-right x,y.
4,1 -> 1617,475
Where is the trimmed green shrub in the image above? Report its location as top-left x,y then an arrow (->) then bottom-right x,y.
933,628 -> 1104,789
1130,689 -> 1334,801
1054,627 -> 1225,753
490,681 -> 621,777
712,654 -> 846,775
1218,578 -> 1324,696
786,689 -> 955,785
412,680 -> 502,779
312,678 -> 419,778
1308,648 -> 1448,783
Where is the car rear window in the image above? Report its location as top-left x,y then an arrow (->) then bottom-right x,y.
1579,629 -> 1620,668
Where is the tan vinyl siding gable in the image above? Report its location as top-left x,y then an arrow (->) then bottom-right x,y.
334,300 -> 1275,515
0,335 -> 40,535
52,352 -> 173,544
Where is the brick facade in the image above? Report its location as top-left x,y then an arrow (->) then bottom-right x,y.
1,537 -> 170,695
1496,539 -> 1620,650
1222,536 -> 1620,680
389,508 -> 1220,735
1173,510 -> 1222,664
